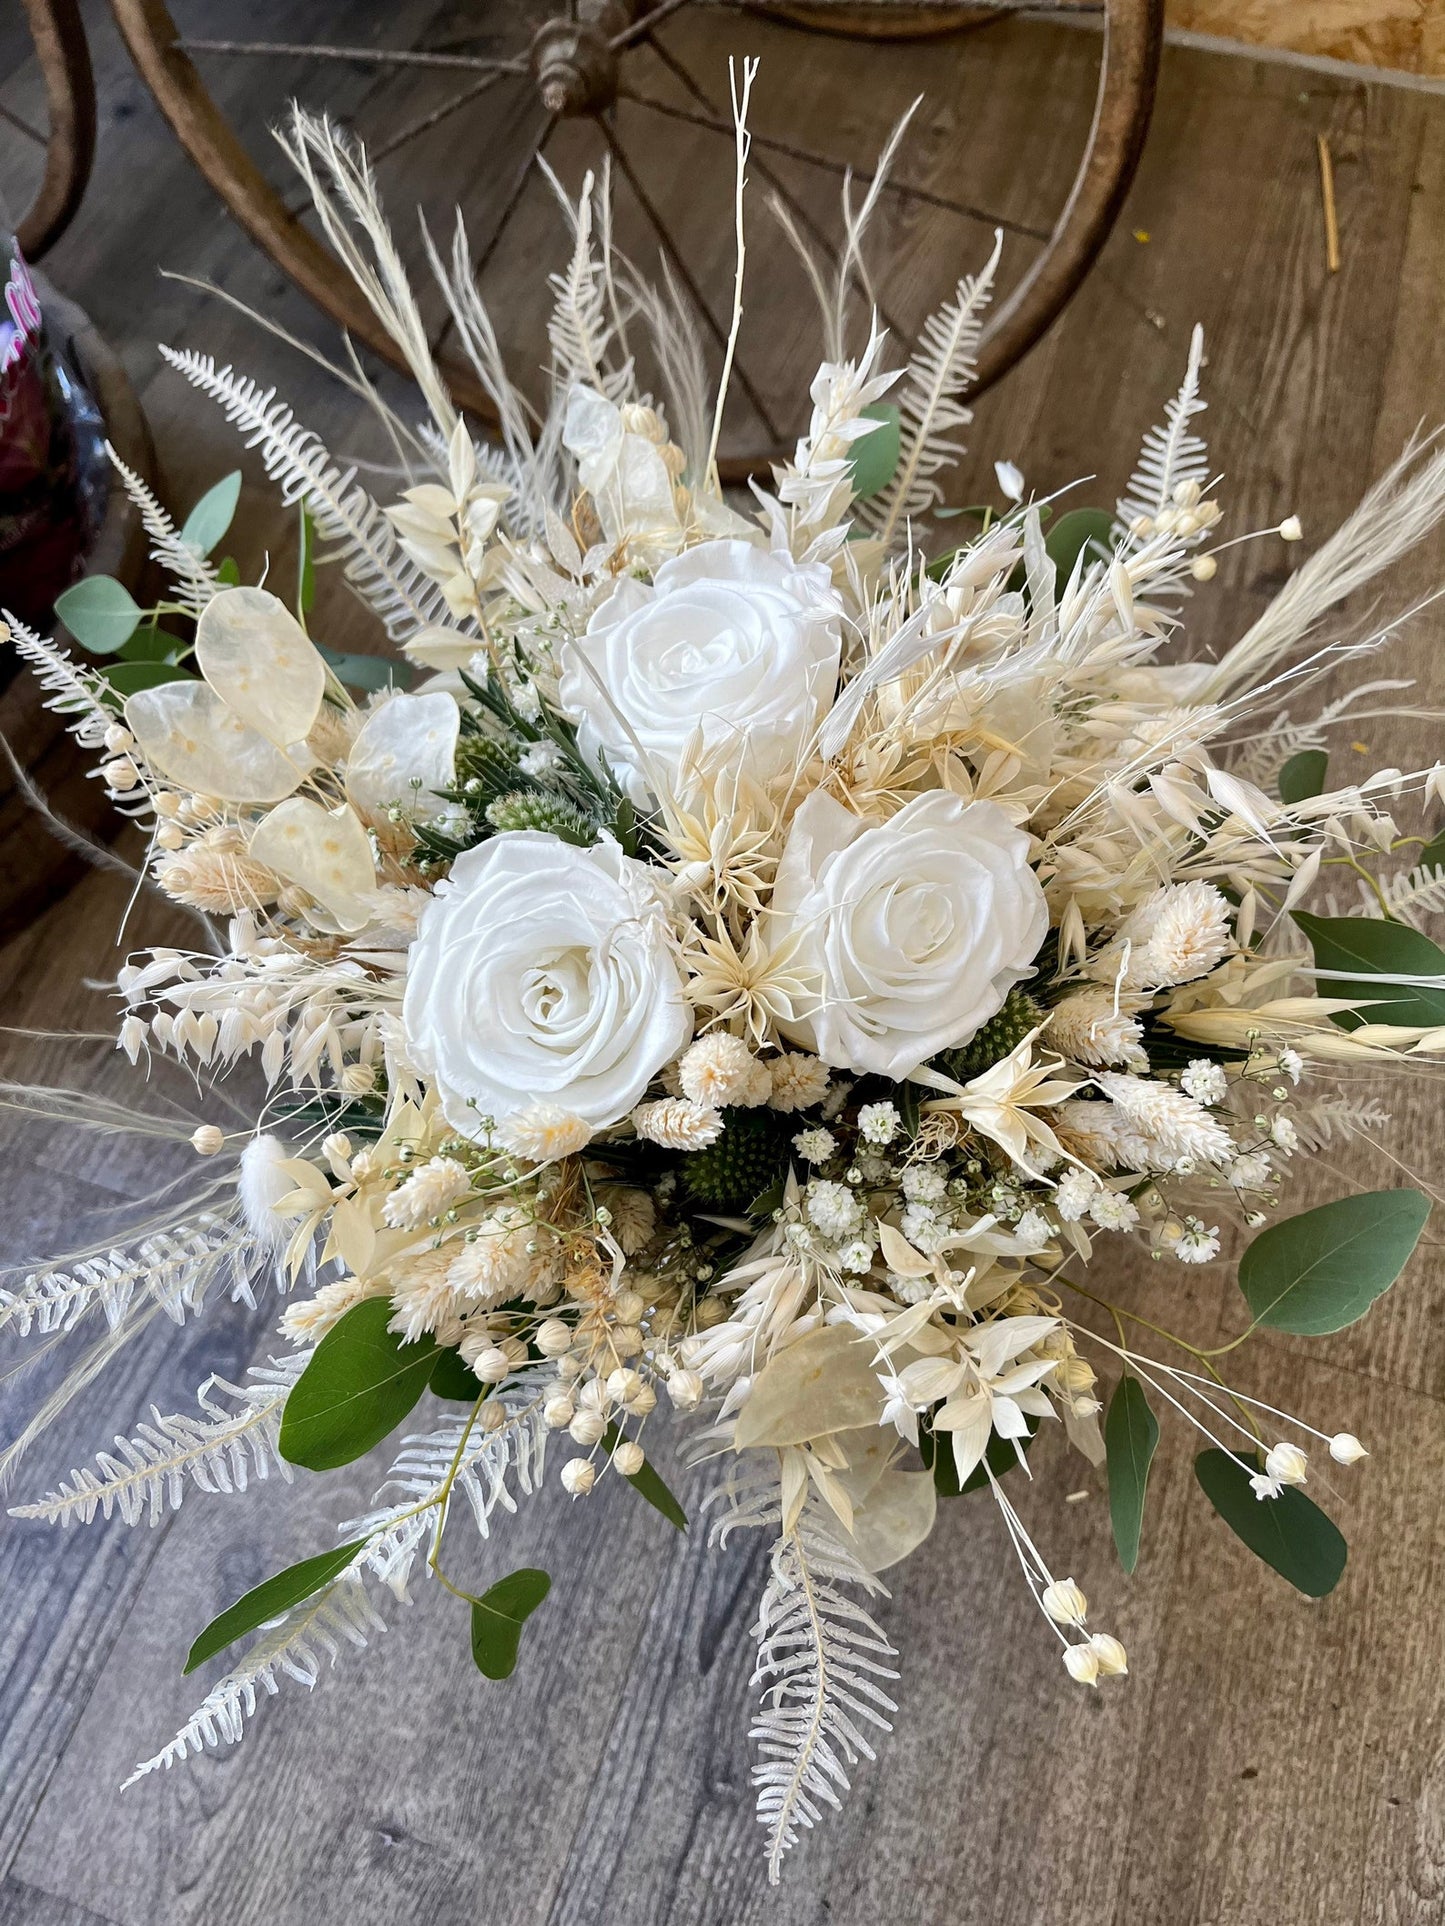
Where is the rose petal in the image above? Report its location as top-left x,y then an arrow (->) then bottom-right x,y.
194,586 -> 325,748
125,681 -> 309,803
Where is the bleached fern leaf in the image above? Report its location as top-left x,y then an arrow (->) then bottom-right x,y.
123,1561 -> 386,1786
10,1355 -> 306,1528
541,162 -> 629,401
106,443 -> 220,617
2,617 -> 112,746
859,233 -> 1001,545
342,1392 -> 549,1597
158,348 -> 452,641
724,1485 -> 899,1884
0,1212 -> 256,1340
1116,323 -> 1210,533
1292,1093 -> 1393,1151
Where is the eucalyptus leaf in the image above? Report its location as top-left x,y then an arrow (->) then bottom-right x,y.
1045,507 -> 1115,585
469,1567 -> 551,1679
180,470 -> 242,557
1238,1189 -> 1429,1335
317,642 -> 412,693
601,1423 -> 687,1530
118,624 -> 187,664
102,661 -> 193,695
920,1411 -> 1037,1497
1104,1374 -> 1158,1574
430,1348 -> 483,1403
1293,911 -> 1445,1030
185,1539 -> 366,1673
279,1298 -> 438,1471
1278,748 -> 1328,805
54,575 -> 142,654
217,555 -> 241,587
1194,1450 -> 1346,1597
848,403 -> 900,500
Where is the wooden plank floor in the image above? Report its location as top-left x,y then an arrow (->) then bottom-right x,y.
3,6 -> 1445,1922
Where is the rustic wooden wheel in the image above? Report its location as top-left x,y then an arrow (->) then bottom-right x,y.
12,0 -> 96,262
108,0 -> 1163,479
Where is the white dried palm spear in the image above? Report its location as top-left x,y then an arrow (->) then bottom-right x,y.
124,1557 -> 389,1785
9,1355 -> 306,1528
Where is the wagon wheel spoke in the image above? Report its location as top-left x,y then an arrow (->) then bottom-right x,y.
616,83 -> 1049,240
609,0 -> 696,52
596,114 -> 785,445
171,39 -> 528,76
640,33 -> 914,347
370,68 -> 520,165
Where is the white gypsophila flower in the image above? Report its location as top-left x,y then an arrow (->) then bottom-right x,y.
1228,1152 -> 1272,1190
1272,1115 -> 1299,1152
403,832 -> 691,1134
770,790 -> 1048,1080
518,740 -> 564,778
446,1207 -> 536,1302
1181,1059 -> 1229,1105
857,1101 -> 900,1146
1121,881 -> 1232,988
381,1155 -> 471,1230
1094,1072 -> 1234,1169
806,1178 -> 864,1240
1088,1189 -> 1139,1232
837,1238 -> 876,1274
1160,1215 -> 1220,1263
1054,1169 -> 1100,1222
1278,1048 -> 1304,1085
901,1164 -> 948,1205
679,1033 -> 763,1108
557,538 -> 843,804
793,1127 -> 836,1165
900,1204 -> 949,1254
1046,988 -> 1147,1070
632,1098 -> 724,1151
496,1104 -> 593,1165
1014,1209 -> 1054,1247
767,1050 -> 831,1114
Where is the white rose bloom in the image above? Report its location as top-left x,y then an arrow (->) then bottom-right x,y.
769,790 -> 1049,1080
403,832 -> 692,1135
557,538 -> 843,803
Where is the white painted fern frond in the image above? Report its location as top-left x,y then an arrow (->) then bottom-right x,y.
860,233 -> 1000,546
105,443 -> 219,616
0,1210 -> 256,1340
1292,1092 -> 1394,1150
724,1484 -> 898,1883
1116,323 -> 1210,533
158,348 -> 450,641
123,1559 -> 387,1786
752,1509 -> 898,1882
2,616 -> 112,746
540,161 -> 627,401
1352,862 -> 1445,926
9,1354 -> 306,1528
342,1392 -> 549,1597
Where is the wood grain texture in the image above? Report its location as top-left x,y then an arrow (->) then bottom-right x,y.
0,7 -> 1443,1924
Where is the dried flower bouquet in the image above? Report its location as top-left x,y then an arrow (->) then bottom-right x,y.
5,75 -> 1445,1881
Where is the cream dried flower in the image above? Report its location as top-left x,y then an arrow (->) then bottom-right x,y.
1047,988 -> 1148,1070
632,1099 -> 724,1150
446,1206 -> 536,1303
280,1274 -> 380,1343
767,1051 -> 831,1114
600,1187 -> 656,1256
1121,881 -> 1232,988
495,1105 -> 593,1165
679,1034 -> 765,1109
1094,1072 -> 1234,1169
381,1155 -> 472,1230
153,826 -> 282,914
388,1245 -> 466,1344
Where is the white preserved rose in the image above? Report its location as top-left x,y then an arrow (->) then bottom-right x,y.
402,832 -> 692,1135
769,790 -> 1049,1080
557,537 -> 843,803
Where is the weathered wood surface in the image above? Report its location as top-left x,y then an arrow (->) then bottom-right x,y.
1,5 -> 1444,1922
